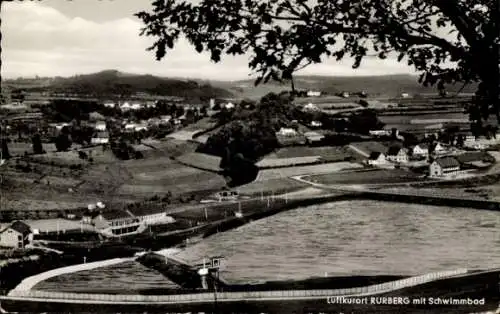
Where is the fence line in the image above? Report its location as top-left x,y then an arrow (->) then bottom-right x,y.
7,269 -> 468,303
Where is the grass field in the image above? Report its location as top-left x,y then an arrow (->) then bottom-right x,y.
7,142 -> 58,156
256,162 -> 363,181
305,169 -> 424,185
236,178 -> 309,196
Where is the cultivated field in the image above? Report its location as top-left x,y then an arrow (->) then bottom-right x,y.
256,162 -> 363,181
267,146 -> 352,161
114,157 -> 226,198
176,152 -> 222,172
305,169 -> 425,185
256,156 -> 321,168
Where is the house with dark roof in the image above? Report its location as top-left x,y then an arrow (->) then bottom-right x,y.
429,157 -> 460,177
0,221 -> 33,248
456,152 -> 494,169
386,146 -> 409,163
348,141 -> 388,159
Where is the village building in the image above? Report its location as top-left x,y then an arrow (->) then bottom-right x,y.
303,103 -> 320,112
456,152 -> 494,169
87,210 -> 146,237
94,121 -> 107,131
306,90 -> 322,97
367,152 -> 388,166
432,142 -> 448,155
429,157 -> 460,177
120,102 -> 132,111
103,102 -> 116,108
386,147 -> 409,163
412,144 -> 429,158
0,221 -> 33,249
277,127 -> 298,136
309,120 -> 322,128
369,130 -> 391,137
348,141 -> 389,159
304,131 -> 324,145
91,131 -> 110,145
127,207 -> 176,226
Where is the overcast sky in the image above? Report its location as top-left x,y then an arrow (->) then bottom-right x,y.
2,0 -> 421,81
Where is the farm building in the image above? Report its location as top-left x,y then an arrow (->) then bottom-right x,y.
348,141 -> 389,159
307,90 -> 322,97
429,157 -> 460,177
431,142 -> 448,155
367,152 -> 388,166
456,152 -> 494,169
87,210 -> 145,237
412,144 -> 429,158
302,103 -> 320,112
0,221 -> 33,249
94,121 -> 107,131
386,147 -> 409,163
127,207 -> 176,226
304,131 -> 324,145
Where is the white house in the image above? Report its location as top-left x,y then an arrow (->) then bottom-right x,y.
429,157 -> 460,177
94,121 -> 107,131
412,144 -> 429,158
88,210 -> 146,238
432,143 -> 447,155
0,221 -> 33,249
103,103 -> 116,108
341,92 -> 350,98
277,127 -> 297,136
91,131 -> 109,145
224,102 -> 235,109
369,130 -> 391,137
120,102 -> 132,111
131,103 -> 143,110
307,90 -> 322,97
127,207 -> 176,226
310,120 -> 322,128
386,147 -> 409,163
303,103 -> 320,112
401,93 -> 410,98
160,115 -> 172,123
367,152 -> 387,166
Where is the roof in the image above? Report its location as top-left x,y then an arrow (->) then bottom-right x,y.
24,219 -> 94,232
4,221 -> 32,234
349,141 -> 388,156
127,206 -> 166,217
456,152 -> 492,164
434,157 -> 460,169
93,131 -> 109,138
368,152 -> 383,160
98,210 -> 134,220
386,146 -> 402,156
415,143 -> 429,150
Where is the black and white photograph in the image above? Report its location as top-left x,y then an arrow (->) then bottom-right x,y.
0,0 -> 499,313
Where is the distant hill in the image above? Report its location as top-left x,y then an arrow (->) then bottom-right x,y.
4,71 -> 478,101
4,70 -> 234,100
209,75 -> 479,100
